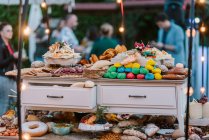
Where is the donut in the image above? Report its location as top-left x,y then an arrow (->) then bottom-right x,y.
22,121 -> 48,137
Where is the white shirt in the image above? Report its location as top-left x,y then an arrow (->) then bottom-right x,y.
60,26 -> 79,48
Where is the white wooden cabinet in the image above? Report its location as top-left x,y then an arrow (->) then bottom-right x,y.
21,77 -> 186,131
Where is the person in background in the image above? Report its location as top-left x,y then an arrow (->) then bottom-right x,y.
60,14 -> 82,52
50,18 -> 65,44
152,12 -> 185,64
81,26 -> 99,59
90,23 -> 118,56
34,17 -> 49,61
0,22 -> 18,115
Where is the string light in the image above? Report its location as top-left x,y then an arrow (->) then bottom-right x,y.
119,26 -> 125,33
200,87 -> 205,94
195,17 -> 200,24
200,25 -> 206,33
23,26 -> 31,36
116,0 -> 122,4
21,83 -> 27,91
41,1 -> 47,8
184,87 -> 194,96
201,56 -> 205,62
22,133 -> 31,140
199,0 -> 206,4
186,28 -> 196,37
45,28 -> 50,34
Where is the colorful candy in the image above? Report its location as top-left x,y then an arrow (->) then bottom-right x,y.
114,62 -> 122,68
152,68 -> 161,74
132,68 -> 140,75
117,66 -> 125,73
132,63 -> 140,69
109,72 -> 118,79
154,73 -> 162,80
125,68 -> 132,73
137,74 -> 145,79
147,59 -> 156,66
124,63 -> 133,68
108,66 -> 117,72
126,73 -> 135,79
145,73 -> 155,80
145,65 -> 154,71
139,68 -> 149,75
117,73 -> 126,79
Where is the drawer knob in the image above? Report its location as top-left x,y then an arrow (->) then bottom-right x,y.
128,95 -> 147,98
47,95 -> 64,99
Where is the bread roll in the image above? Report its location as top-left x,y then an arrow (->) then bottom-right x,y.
115,45 -> 127,54
90,54 -> 99,63
162,74 -> 185,80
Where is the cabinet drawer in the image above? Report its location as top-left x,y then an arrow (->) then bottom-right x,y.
99,86 -> 176,108
22,86 -> 96,109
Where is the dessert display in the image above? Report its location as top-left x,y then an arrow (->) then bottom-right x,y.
43,42 -> 81,65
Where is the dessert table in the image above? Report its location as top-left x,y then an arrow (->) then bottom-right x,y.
21,77 -> 187,131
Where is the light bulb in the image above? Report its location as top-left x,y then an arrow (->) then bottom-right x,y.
200,87 -> 205,94
41,1 -> 47,8
195,17 -> 200,24
186,28 -> 196,37
200,26 -> 206,33
199,0 -> 205,4
119,26 -> 125,33
184,87 -> 194,96
116,0 -> 122,4
45,28 -> 50,34
21,83 -> 26,91
23,26 -> 31,36
201,56 -> 205,62
22,133 -> 31,140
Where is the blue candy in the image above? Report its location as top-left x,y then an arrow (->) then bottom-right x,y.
117,66 -> 125,73
125,68 -> 132,73
145,73 -> 155,80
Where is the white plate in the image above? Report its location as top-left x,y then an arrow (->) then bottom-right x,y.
44,57 -> 81,66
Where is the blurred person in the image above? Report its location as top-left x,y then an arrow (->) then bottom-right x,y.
50,18 -> 65,44
60,14 -> 83,52
0,22 -> 17,115
90,23 -> 118,56
34,17 -> 49,61
152,12 -> 185,64
81,26 -> 99,59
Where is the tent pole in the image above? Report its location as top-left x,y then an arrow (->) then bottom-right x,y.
17,0 -> 29,140
185,0 -> 195,139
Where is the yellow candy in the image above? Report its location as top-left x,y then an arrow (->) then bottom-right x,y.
145,65 -> 154,71
114,62 -> 122,68
124,63 -> 133,68
152,68 -> 162,74
132,63 -> 140,69
154,73 -> 162,80
147,59 -> 156,66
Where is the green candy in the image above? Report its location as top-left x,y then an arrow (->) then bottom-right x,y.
117,73 -> 126,79
103,72 -> 110,78
108,66 -> 117,72
132,68 -> 140,75
140,68 -> 149,75
109,72 -> 118,79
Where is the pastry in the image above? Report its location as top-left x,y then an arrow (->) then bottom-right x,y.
109,72 -> 118,79
166,67 -> 188,75
71,82 -> 85,88
117,66 -> 125,73
125,68 -> 132,73
126,73 -> 135,79
152,68 -> 161,74
107,66 -> 117,73
145,65 -> 154,71
118,120 -> 139,127
154,73 -> 162,80
162,74 -> 185,80
112,127 -> 122,134
132,63 -> 140,69
144,123 -> 159,137
103,72 -> 110,78
31,61 -> 45,68
123,129 -> 147,139
145,73 -> 154,80
79,59 -> 90,65
90,54 -> 99,63
139,68 -> 149,75
132,68 -> 140,75
146,59 -> 156,66
114,62 -> 122,68
115,45 -> 127,54
121,135 -> 141,140
137,74 -> 145,79
117,73 -> 126,79
26,115 -> 40,122
91,60 -> 112,69
84,81 -> 95,88
121,55 -> 136,65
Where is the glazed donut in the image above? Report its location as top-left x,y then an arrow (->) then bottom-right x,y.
22,121 -> 48,137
